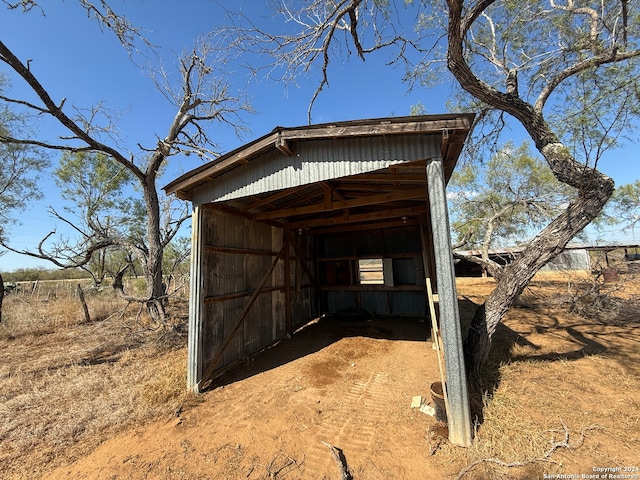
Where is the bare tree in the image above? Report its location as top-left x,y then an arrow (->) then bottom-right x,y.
449,141 -> 575,280
0,75 -> 49,321
0,4 -> 252,324
229,0 -> 640,381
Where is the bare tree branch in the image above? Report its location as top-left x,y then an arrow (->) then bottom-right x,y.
0,0 -> 255,323
535,47 -> 640,113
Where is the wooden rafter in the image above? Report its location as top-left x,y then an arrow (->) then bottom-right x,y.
343,173 -> 427,184
252,187 -> 427,221
286,205 -> 428,229
247,185 -> 308,211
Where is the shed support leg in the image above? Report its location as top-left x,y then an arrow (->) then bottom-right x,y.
426,159 -> 473,447
188,205 -> 205,393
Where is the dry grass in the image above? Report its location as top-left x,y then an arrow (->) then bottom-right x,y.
0,283 -> 193,479
441,270 -> 640,479
1,271 -> 639,479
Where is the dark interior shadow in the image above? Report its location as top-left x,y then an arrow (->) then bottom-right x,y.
206,314 -> 430,390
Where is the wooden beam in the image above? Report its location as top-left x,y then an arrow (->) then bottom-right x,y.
322,183 -> 333,210
318,284 -> 424,291
204,245 -> 278,256
204,202 -> 284,228
320,181 -> 346,206
164,132 -> 279,196
289,232 -> 319,287
204,286 -> 284,303
276,190 -> 325,211
334,173 -> 427,184
275,133 -> 294,156
319,251 -> 421,261
278,118 -> 472,142
284,230 -> 292,334
252,188 -> 427,221
246,186 -> 307,211
287,206 -> 426,230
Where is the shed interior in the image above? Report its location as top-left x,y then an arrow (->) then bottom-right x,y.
164,114 -> 473,391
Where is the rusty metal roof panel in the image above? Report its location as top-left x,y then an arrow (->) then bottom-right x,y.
190,134 -> 441,206
164,113 -> 475,200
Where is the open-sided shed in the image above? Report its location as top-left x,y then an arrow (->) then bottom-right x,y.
164,114 -> 475,445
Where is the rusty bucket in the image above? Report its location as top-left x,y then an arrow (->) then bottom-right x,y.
430,381 -> 447,422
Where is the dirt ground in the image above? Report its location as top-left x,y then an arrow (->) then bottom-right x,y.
9,272 -> 640,479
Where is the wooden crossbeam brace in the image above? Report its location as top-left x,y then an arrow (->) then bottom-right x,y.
289,231 -> 318,287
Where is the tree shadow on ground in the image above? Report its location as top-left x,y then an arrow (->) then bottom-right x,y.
460,294 -> 624,429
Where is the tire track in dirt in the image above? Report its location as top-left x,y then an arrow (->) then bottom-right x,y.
302,371 -> 391,478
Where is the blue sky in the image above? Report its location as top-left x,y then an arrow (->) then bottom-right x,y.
0,1 -> 637,272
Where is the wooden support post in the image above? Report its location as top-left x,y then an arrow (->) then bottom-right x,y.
76,284 -> 91,323
426,279 -> 446,388
290,232 -> 319,287
284,230 -> 292,335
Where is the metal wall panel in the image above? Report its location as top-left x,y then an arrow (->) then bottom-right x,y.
388,291 -> 426,316
191,135 -> 441,205
322,234 -> 356,257
392,257 -> 418,285
326,290 -> 358,312
319,227 -> 427,317
384,227 -> 421,253
198,209 -> 287,381
355,232 -> 385,256
360,290 -> 388,315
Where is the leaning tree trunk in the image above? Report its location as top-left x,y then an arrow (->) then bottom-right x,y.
462,127 -> 614,382
464,169 -> 613,382
446,0 -> 615,383
111,172 -> 167,325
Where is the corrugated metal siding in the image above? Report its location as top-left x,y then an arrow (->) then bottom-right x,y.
389,291 -> 426,316
322,234 -> 356,257
199,210 -> 288,378
384,227 -> 421,253
326,290 -> 359,312
191,134 -> 441,205
360,291 -> 389,315
319,227 -> 427,317
355,232 -> 385,256
196,213 -> 319,383
392,257 -> 418,285
540,249 -> 591,271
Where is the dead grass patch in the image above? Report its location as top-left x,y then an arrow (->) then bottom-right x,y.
0,287 -> 190,479
1,272 -> 639,479
444,272 -> 640,479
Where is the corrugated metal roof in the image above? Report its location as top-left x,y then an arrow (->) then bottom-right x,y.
163,113 -> 474,199
165,113 -> 474,233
